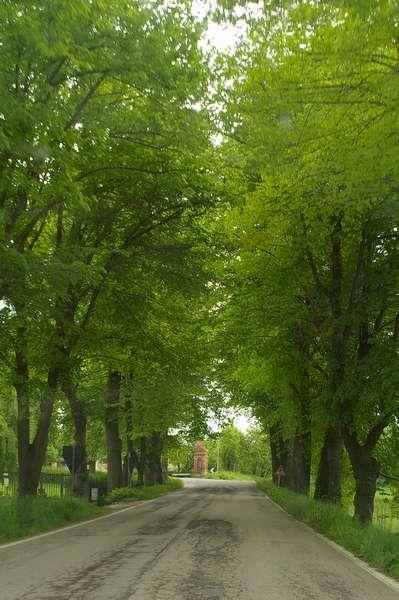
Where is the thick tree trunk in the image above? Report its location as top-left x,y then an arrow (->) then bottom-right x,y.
63,382 -> 88,497
287,374 -> 311,495
314,426 -> 343,503
314,218 -> 346,504
143,433 -> 164,486
345,431 -> 380,524
122,442 -> 137,487
137,436 -> 146,486
269,423 -> 289,486
15,346 -> 59,496
105,371 -> 123,493
288,328 -> 312,495
15,328 -> 32,495
287,430 -> 311,494
122,394 -> 137,486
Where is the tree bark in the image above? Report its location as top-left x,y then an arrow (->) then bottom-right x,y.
314,426 -> 343,503
15,326 -> 31,494
269,423 -> 289,486
122,393 -> 137,486
62,381 -> 88,497
314,217 -> 345,503
15,329 -> 59,496
289,368 -> 311,495
287,430 -> 311,494
143,433 -> 164,486
344,428 -> 382,525
105,371 -> 123,493
137,436 -> 146,486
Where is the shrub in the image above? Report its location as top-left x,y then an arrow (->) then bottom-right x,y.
89,471 -> 108,504
206,471 -> 256,481
104,478 -> 183,504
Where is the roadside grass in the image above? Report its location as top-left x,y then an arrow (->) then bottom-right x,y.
0,496 -> 101,544
206,471 -> 256,481
104,477 -> 183,504
258,479 -> 399,580
373,492 -> 399,533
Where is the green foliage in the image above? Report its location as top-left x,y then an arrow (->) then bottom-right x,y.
208,425 -> 244,472
41,466 -> 69,475
216,0 -> 399,516
207,425 -> 271,477
258,481 -> 399,580
207,471 -> 255,481
104,478 -> 183,504
167,436 -> 194,473
89,471 -> 108,503
0,0 -> 396,534
0,496 -> 100,543
0,0 -> 220,493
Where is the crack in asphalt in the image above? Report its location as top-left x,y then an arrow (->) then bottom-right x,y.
3,480 -> 399,600
15,495 -> 209,600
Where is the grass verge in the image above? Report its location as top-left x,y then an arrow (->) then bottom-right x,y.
0,496 -> 101,544
105,477 -> 183,504
257,479 -> 399,580
206,471 -> 256,481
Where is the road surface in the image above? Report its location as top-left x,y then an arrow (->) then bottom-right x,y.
0,478 -> 398,599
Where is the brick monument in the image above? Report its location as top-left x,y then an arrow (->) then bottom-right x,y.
192,441 -> 208,476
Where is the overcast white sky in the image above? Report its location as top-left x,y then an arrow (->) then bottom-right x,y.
234,412 -> 257,432
192,0 -> 262,53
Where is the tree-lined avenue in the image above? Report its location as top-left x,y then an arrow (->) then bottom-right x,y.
0,479 -> 398,600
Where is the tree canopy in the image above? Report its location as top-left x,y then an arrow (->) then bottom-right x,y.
0,0 -> 398,525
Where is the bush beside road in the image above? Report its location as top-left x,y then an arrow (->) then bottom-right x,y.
206,470 -> 256,481
104,478 -> 183,504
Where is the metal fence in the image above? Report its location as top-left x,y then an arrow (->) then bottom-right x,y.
0,472 -> 73,498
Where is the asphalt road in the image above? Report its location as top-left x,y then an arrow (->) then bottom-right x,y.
0,478 -> 398,600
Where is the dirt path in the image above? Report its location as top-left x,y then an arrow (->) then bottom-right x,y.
0,478 -> 398,599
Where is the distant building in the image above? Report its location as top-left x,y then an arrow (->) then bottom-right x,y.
192,441 -> 208,476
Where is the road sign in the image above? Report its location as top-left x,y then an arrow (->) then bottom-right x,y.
91,487 -> 99,503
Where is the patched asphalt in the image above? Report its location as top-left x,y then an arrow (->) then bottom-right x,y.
0,478 -> 398,599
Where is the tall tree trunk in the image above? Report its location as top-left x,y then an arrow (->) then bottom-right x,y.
137,436 -> 146,486
288,366 -> 311,495
315,216 -> 345,503
15,327 -> 31,495
62,381 -> 88,497
122,393 -> 137,486
344,431 -> 379,524
314,426 -> 343,503
269,423 -> 288,486
287,430 -> 311,495
144,432 -> 164,486
15,334 -> 59,496
105,371 -> 123,493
